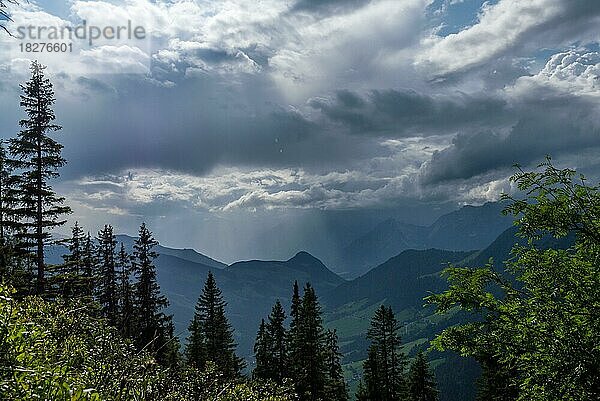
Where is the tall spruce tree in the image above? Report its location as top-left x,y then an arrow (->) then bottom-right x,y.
362,305 -> 408,401
253,300 -> 289,383
295,283 -> 326,401
96,225 -> 118,324
323,329 -> 348,401
131,223 -> 174,365
253,319 -> 270,381
81,232 -> 95,298
58,222 -> 86,299
408,351 -> 439,401
288,281 -> 302,383
186,271 -> 244,379
117,242 -> 134,338
363,346 -> 382,400
266,299 -> 288,383
9,61 -> 70,294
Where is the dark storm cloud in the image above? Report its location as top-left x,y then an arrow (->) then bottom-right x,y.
309,89 -> 509,136
420,94 -> 600,184
56,74 -> 381,179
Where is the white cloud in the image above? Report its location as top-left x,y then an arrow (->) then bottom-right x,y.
416,0 -> 599,77
270,0 -> 430,100
510,50 -> 600,98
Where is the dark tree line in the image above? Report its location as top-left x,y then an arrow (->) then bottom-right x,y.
59,220 -> 178,365
356,305 -> 439,401
0,61 -> 177,366
253,281 -> 348,401
185,271 -> 245,379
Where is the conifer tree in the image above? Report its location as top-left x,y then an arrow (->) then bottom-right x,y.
9,61 -> 71,294
408,351 -> 439,401
0,140 -> 16,246
253,300 -> 289,383
253,319 -> 271,381
131,223 -> 174,365
356,380 -> 369,401
0,140 -> 30,292
295,283 -> 326,401
266,299 -> 288,383
117,242 -> 134,338
81,232 -> 95,298
0,140 -> 19,278
363,346 -> 382,400
323,329 -> 348,401
186,271 -> 244,379
96,225 -> 118,324
288,281 -> 302,382
58,222 -> 85,299
362,305 -> 408,401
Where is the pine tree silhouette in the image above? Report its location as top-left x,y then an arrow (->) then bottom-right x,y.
96,225 -> 118,324
59,222 -> 86,299
266,299 -> 288,383
323,329 -> 348,401
117,242 -> 134,338
253,319 -> 270,380
9,61 -> 71,294
131,223 -> 174,365
363,305 -> 408,401
408,351 -> 439,401
186,271 -> 245,379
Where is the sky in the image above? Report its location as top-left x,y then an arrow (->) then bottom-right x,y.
0,0 -> 599,265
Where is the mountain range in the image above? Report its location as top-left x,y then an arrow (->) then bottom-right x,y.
337,202 -> 513,277
45,201 -> 521,401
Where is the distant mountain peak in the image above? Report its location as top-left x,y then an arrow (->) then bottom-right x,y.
289,250 -> 320,262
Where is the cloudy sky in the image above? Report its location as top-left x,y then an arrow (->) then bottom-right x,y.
1,0 -> 599,264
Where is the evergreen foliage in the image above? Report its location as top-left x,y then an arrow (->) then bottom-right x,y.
96,224 -> 118,324
408,352 -> 439,401
186,271 -> 245,379
117,242 -> 134,338
81,232 -> 96,298
253,319 -> 271,380
323,329 -> 348,401
0,141 -> 20,280
293,283 -> 325,400
57,222 -> 86,299
253,300 -> 289,383
0,141 -> 17,247
254,282 -> 347,401
131,223 -> 176,366
361,305 -> 408,401
8,61 -> 71,294
0,284 -> 295,401
266,300 -> 288,383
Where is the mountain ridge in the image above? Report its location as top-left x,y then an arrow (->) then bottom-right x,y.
337,202 -> 513,277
